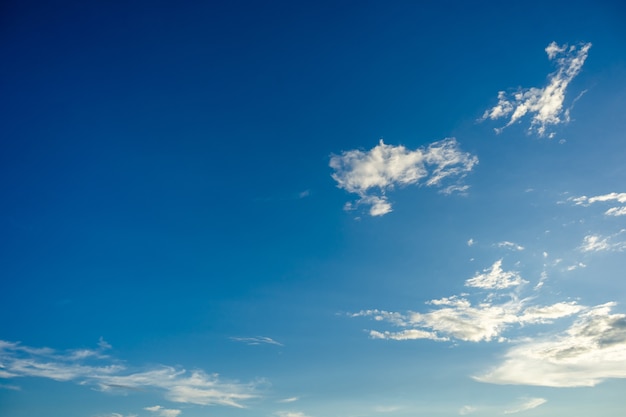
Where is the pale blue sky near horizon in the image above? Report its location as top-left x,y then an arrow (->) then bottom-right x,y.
1,1 -> 626,416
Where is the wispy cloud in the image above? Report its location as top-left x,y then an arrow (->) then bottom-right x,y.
497,241 -> 525,251
481,41 -> 591,137
144,405 -> 182,417
330,138 -> 478,216
465,259 -> 527,290
0,340 -> 258,408
579,231 -> 626,252
274,412 -> 312,417
351,260 -> 583,343
277,397 -> 299,403
475,302 -> 626,387
503,398 -> 547,414
230,336 -> 283,346
570,192 -> 626,216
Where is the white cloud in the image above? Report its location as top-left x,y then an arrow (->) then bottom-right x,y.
351,259 -> 587,343
503,398 -> 547,414
571,192 -> 626,206
475,303 -> 626,387
277,397 -> 299,403
353,296 -> 582,343
497,241 -> 525,251
330,138 -> 478,216
144,405 -> 182,417
0,340 -> 258,408
230,336 -> 283,346
570,192 -> 626,217
579,232 -> 626,252
467,238 -> 475,246
465,260 -> 527,290
481,42 -> 591,137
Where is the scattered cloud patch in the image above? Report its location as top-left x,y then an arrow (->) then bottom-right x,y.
570,192 -> 626,216
467,238 -> 475,247
475,303 -> 626,387
144,405 -> 182,417
504,398 -> 547,414
351,269 -> 582,343
579,232 -> 626,252
0,340 -> 258,408
480,42 -> 591,137
330,138 -> 478,216
465,260 -> 527,290
497,241 -> 525,251
230,336 -> 283,346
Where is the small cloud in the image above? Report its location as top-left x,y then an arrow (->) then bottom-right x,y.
480,42 -> 591,137
467,238 -> 475,247
570,193 -> 626,217
566,262 -> 586,271
330,138 -> 478,216
496,241 -> 525,251
465,260 -> 527,290
504,398 -> 547,414
579,232 -> 626,252
298,190 -> 311,199
0,383 -> 21,391
277,397 -> 299,403
230,336 -> 283,346
144,405 -> 182,417
98,337 -> 112,351
274,412 -> 312,417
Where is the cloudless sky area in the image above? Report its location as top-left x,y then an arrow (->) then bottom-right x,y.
2,1 -> 626,416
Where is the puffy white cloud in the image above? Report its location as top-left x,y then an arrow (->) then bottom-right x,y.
0,340 -> 258,408
503,397 -> 547,414
330,138 -> 477,216
465,260 -> 527,290
475,303 -> 626,387
481,42 -> 591,137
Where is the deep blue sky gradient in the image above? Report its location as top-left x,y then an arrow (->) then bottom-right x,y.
2,1 -> 626,416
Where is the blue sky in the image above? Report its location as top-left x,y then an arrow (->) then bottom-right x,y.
1,1 -> 626,416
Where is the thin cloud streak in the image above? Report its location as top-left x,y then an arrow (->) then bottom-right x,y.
504,398 -> 547,414
0,340 -> 259,408
230,336 -> 284,346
